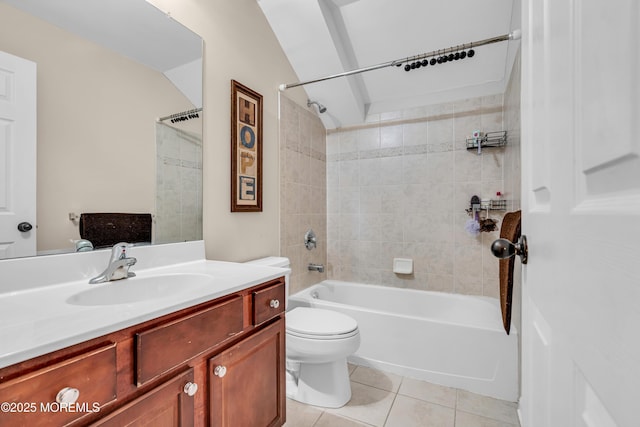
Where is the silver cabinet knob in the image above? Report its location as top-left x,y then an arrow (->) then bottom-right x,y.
214,365 -> 227,378
270,299 -> 280,309
183,382 -> 198,397
56,387 -> 80,404
491,235 -> 528,264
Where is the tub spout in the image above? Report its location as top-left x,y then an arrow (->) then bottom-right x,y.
308,263 -> 324,273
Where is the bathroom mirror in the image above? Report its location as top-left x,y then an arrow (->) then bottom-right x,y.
0,0 -> 203,259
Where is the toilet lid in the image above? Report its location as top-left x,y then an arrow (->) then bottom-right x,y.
286,307 -> 358,337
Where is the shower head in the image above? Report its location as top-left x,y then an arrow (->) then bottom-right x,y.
307,99 -> 327,114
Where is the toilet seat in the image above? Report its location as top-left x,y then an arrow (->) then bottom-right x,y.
286,307 -> 358,340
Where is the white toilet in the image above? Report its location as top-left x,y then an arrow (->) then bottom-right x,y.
245,257 -> 360,408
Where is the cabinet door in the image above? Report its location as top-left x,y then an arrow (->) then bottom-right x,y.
209,319 -> 285,427
92,369 -> 196,427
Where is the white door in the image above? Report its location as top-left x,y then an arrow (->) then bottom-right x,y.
520,1 -> 639,426
0,51 -> 36,259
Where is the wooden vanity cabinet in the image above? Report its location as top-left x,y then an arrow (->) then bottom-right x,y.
0,277 -> 286,427
209,316 -> 286,427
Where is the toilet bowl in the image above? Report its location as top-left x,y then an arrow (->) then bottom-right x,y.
286,306 -> 360,407
245,257 -> 361,408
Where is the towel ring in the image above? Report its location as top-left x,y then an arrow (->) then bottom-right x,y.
491,235 -> 528,264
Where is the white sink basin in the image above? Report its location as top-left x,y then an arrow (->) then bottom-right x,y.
66,273 -> 214,306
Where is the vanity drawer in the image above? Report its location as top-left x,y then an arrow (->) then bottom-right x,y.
136,295 -> 244,385
0,343 -> 117,427
252,279 -> 285,325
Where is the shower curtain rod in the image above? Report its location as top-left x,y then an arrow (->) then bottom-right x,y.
278,30 -> 521,91
157,107 -> 203,122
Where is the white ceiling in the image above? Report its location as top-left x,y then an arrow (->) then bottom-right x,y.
2,0 -> 202,72
258,0 -> 520,129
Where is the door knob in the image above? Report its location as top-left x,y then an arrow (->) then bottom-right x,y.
491,235 -> 528,264
17,222 -> 33,232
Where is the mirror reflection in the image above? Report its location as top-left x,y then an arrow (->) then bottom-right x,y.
0,0 -> 203,259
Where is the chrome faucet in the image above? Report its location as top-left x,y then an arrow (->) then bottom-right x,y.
308,263 -> 324,273
89,242 -> 137,284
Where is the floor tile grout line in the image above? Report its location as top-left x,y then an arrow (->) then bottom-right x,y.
310,407 -> 323,427
381,386 -> 400,427
454,409 -> 519,427
452,397 -> 457,427
349,378 -> 401,395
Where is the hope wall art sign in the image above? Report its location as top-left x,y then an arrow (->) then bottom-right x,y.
231,80 -> 263,212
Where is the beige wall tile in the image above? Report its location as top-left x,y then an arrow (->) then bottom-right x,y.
280,98 -> 327,294
454,275 -> 483,295
403,121 -> 428,146
381,124 -> 403,148
340,130 -> 358,154
455,150 -> 483,182
295,94 -> 513,304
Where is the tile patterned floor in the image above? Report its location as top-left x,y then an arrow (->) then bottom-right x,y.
284,365 -> 520,427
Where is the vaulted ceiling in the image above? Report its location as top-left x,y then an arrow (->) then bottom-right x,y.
2,0 -> 202,73
258,0 -> 520,129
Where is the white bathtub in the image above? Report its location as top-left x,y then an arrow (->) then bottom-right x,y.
288,280 -> 518,401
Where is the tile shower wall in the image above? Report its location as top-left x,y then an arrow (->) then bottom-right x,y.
326,96 -> 506,297
279,96 -> 327,294
155,122 -> 203,244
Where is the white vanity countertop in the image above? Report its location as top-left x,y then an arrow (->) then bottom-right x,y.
0,242 -> 289,369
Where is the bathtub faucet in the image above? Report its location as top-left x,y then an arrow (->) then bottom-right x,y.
308,263 -> 324,273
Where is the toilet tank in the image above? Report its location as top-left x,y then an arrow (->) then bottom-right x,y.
245,257 -> 291,308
